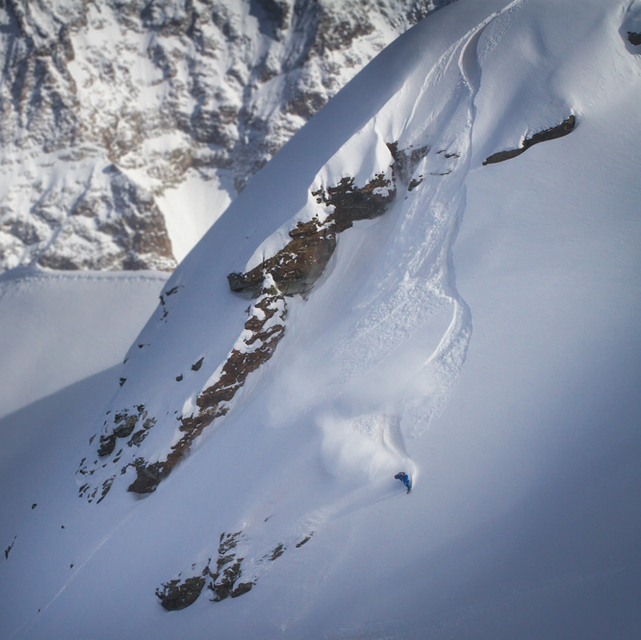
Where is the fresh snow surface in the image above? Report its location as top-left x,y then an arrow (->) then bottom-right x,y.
2,0 -> 641,638
156,171 -> 234,263
0,269 -> 168,418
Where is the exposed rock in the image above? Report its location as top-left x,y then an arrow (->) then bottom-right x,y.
295,533 -> 313,548
387,143 -> 430,184
156,531 -> 253,610
228,218 -> 336,297
526,115 -> 576,146
127,281 -> 287,494
196,286 -> 286,410
314,171 -> 397,233
112,411 -> 139,438
156,576 -> 206,611
268,543 -> 286,560
230,582 -> 253,598
79,404 -> 154,499
209,559 -> 244,602
97,434 -> 116,457
155,529 -> 300,610
218,531 -> 243,556
231,168 -> 397,298
483,147 -> 525,165
96,477 -> 114,504
253,0 -> 290,35
5,537 -> 16,559
128,417 -> 154,447
35,167 -> 176,271
628,32 -> 641,46
483,115 -> 576,165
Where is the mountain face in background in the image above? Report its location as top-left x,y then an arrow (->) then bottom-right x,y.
0,0 -> 454,271
2,0 -> 641,638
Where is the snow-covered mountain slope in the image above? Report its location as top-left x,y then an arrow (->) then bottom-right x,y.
0,268 -> 169,419
0,0 -> 454,271
2,0 -> 641,638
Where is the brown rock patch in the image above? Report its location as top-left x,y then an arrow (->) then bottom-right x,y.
483,115 -> 576,165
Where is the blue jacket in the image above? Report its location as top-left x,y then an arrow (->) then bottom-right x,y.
394,471 -> 412,490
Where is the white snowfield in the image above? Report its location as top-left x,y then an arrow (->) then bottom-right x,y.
2,0 -> 641,638
0,268 -> 168,420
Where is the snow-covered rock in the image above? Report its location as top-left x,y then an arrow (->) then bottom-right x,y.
0,0 -> 454,270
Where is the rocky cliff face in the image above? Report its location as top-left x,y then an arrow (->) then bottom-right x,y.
0,0 -> 455,272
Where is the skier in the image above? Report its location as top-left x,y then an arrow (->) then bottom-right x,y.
394,471 -> 412,494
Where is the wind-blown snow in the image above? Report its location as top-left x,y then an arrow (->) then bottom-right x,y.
2,0 -> 641,638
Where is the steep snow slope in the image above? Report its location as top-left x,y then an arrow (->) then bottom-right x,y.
2,0 -> 641,638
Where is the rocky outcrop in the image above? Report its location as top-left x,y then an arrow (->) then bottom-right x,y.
126,166 -> 399,493
228,218 -> 336,297
95,404 -> 154,458
0,0 -> 455,273
387,142 -> 430,184
483,115 -> 576,165
628,32 -> 641,46
229,170 -> 396,297
156,576 -> 207,611
127,277 -> 287,494
156,531 -> 252,610
314,171 -> 397,232
156,529 -> 313,610
77,404 -> 156,503
208,532 -> 254,602
4,537 -> 16,560
36,167 -> 176,271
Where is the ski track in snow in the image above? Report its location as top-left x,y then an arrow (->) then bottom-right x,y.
399,0 -> 530,430
9,511 -> 139,640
